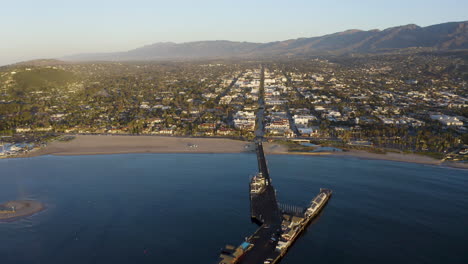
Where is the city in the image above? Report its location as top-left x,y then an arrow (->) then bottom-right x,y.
1,53 -> 466,163
0,2 -> 467,263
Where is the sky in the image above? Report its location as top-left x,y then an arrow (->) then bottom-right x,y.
1,0 -> 467,66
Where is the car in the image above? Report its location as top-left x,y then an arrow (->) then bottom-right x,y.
269,236 -> 278,243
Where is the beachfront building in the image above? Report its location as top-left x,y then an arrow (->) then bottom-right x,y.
216,128 -> 237,136
158,128 -> 175,135
233,111 -> 256,131
298,127 -> 320,137
293,115 -> 317,126
265,112 -> 294,138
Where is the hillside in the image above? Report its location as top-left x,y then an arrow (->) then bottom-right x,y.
253,21 -> 468,55
58,20 -> 467,61
8,68 -> 78,96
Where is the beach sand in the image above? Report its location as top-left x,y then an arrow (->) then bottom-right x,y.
0,200 -> 45,222
336,150 -> 441,164
331,149 -> 468,169
19,135 -> 467,169
24,135 -> 288,157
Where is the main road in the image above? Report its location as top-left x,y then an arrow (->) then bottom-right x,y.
255,66 -> 266,140
238,66 -> 282,264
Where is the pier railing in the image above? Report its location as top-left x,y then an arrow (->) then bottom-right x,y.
278,203 -> 304,217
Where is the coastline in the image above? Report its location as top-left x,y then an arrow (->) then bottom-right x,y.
330,150 -> 468,169
0,200 -> 45,222
19,135 -> 287,156
8,135 -> 467,169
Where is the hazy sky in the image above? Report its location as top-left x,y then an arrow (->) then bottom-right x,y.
1,0 -> 467,65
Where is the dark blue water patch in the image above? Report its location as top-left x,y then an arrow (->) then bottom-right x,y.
312,146 -> 343,152
299,143 -> 319,147
0,154 -> 467,264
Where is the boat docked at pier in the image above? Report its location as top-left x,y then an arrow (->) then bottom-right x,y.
275,188 -> 332,255
305,188 -> 333,218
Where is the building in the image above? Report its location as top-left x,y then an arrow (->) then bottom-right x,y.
233,111 -> 256,131
430,115 -> 464,126
293,115 -> 317,125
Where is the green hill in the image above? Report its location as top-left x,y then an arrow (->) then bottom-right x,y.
11,68 -> 77,95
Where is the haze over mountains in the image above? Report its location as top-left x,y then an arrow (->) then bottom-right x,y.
62,21 -> 466,61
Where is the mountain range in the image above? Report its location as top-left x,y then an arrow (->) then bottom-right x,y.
63,21 -> 468,61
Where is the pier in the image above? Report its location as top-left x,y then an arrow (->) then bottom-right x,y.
217,67 -> 332,264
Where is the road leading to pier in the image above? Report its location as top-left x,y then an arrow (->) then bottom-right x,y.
238,67 -> 282,264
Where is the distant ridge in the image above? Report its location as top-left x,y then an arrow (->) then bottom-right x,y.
59,21 -> 467,61
15,59 -> 70,66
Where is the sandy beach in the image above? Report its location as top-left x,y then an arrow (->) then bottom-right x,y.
335,150 -> 441,164
24,135 -> 288,157
331,149 -> 468,169
18,135 -> 467,169
0,200 -> 45,222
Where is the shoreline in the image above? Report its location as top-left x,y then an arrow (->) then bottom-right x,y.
5,135 -> 467,169
19,135 -> 286,156
270,151 -> 467,169
330,150 -> 468,169
0,200 -> 45,222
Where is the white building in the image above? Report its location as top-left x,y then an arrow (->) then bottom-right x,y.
293,115 -> 317,125
430,115 -> 464,126
233,111 -> 256,130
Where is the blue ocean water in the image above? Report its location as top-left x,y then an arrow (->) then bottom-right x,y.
0,154 -> 467,264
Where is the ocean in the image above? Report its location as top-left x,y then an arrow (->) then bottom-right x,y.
0,154 -> 467,264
